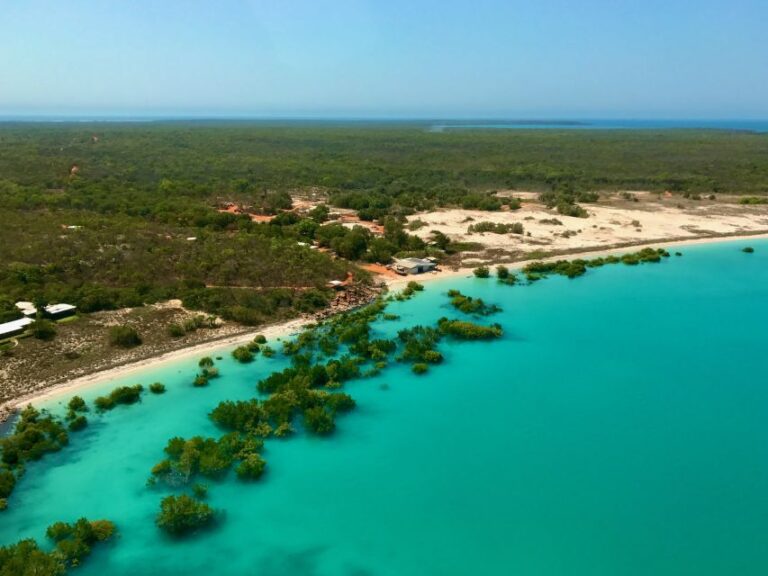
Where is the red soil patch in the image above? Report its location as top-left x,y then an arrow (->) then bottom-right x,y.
250,214 -> 275,223
360,263 -> 399,278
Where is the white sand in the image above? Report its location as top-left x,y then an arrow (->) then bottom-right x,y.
408,194 -> 768,257
9,317 -> 313,411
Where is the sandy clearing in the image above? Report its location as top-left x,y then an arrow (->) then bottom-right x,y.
408,199 -> 768,256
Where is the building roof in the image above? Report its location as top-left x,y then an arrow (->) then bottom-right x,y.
0,317 -> 33,338
45,304 -> 77,315
15,302 -> 77,317
395,257 -> 436,267
15,301 -> 37,316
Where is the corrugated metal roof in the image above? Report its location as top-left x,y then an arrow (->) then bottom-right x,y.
45,304 -> 77,315
0,317 -> 33,337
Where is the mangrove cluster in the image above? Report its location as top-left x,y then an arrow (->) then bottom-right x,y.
447,289 -> 502,316
0,406 -> 70,510
0,517 -> 116,575
147,285 -> 504,535
94,384 -> 144,411
522,248 -> 671,281
156,495 -> 216,536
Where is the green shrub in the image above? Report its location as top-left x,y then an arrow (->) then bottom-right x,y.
68,415 -> 88,431
156,495 -> 215,536
192,483 -> 208,499
398,281 -> 425,300
739,197 -> 768,205
94,396 -> 115,411
149,382 -> 166,394
412,363 -> 428,374
31,319 -> 57,341
167,323 -> 185,338
232,346 -> 254,363
94,384 -> 144,411
108,326 -> 142,348
67,396 -> 87,413
743,246 -> 755,253
422,350 -> 443,363
0,471 -> 15,499
236,454 -> 267,480
473,266 -> 490,278
447,290 -> 501,315
437,318 -> 503,340
467,221 -> 524,234
303,407 -> 335,435
260,345 -> 275,358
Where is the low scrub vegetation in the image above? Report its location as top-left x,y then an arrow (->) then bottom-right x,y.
467,221 -> 524,235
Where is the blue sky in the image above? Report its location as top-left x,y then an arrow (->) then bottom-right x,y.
0,0 -> 766,118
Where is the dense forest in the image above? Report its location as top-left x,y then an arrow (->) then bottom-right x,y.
1,122 -> 766,324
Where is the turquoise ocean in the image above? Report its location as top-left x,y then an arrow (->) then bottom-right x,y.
2,238 -> 768,575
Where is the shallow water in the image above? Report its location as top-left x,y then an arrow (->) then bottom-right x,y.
3,239 -> 768,575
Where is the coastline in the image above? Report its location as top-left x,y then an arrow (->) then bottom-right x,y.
6,230 -> 768,415
384,230 -> 768,288
5,316 -> 313,413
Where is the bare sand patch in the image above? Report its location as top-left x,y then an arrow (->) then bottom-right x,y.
408,194 -> 768,256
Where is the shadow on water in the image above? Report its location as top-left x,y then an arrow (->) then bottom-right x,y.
255,545 -> 329,576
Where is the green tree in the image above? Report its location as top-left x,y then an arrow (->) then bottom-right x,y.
30,319 -> 56,341
0,539 -> 65,576
108,326 -> 142,348
303,406 -> 335,435
155,495 -> 215,536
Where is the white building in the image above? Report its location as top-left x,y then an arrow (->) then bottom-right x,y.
15,301 -> 37,317
0,317 -> 33,340
15,302 -> 78,319
392,257 -> 438,275
45,304 -> 77,319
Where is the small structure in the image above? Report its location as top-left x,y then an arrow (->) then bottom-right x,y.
44,304 -> 77,319
0,318 -> 33,340
15,301 -> 37,317
392,258 -> 438,275
14,302 -> 77,320
328,272 -> 354,290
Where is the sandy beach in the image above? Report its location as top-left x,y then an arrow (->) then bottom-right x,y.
7,228 -> 768,414
5,317 -> 313,412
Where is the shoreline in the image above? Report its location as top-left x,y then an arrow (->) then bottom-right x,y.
4,316 -> 314,414
5,230 -> 768,415
384,230 -> 768,288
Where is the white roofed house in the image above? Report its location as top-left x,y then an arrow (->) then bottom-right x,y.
14,302 -> 78,320
392,257 -> 438,275
0,317 -> 33,340
15,301 -> 37,317
44,303 -> 77,319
